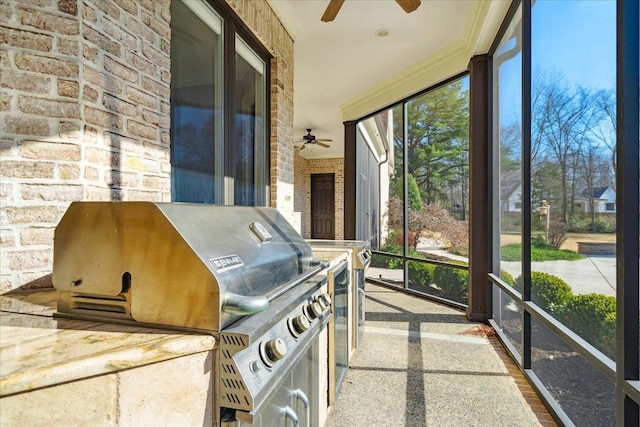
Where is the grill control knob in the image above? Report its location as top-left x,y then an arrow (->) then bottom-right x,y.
289,314 -> 310,337
306,301 -> 323,319
316,297 -> 327,310
261,338 -> 287,367
320,293 -> 332,307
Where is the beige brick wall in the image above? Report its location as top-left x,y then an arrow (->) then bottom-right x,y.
294,155 -> 345,240
294,153 -> 308,233
0,0 -> 294,293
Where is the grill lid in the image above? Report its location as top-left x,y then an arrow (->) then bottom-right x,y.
53,202 -> 317,332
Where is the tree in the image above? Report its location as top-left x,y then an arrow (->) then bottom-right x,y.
591,89 -> 617,174
385,195 -> 468,253
531,156 -> 563,214
532,74 -> 600,222
393,79 -> 469,207
406,173 -> 423,211
577,141 -> 612,232
498,121 -> 522,216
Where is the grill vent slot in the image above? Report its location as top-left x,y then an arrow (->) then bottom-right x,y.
225,393 -> 240,404
219,331 -> 252,411
61,272 -> 133,321
69,291 -> 131,320
221,335 -> 246,347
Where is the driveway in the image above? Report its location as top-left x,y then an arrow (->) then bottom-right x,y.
500,256 -> 617,296
418,241 -> 617,296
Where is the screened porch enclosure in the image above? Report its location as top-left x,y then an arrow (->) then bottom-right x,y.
347,1 -> 639,425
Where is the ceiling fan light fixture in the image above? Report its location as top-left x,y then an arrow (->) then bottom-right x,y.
375,28 -> 390,37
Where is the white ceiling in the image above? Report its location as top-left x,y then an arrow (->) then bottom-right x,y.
267,0 -> 510,159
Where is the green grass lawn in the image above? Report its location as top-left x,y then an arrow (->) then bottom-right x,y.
500,243 -> 584,262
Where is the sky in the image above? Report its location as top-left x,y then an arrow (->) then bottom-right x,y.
532,0 -> 616,91
498,0 -> 617,126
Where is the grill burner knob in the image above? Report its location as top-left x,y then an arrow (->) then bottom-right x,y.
289,314 -> 311,337
306,301 -> 323,319
316,297 -> 327,310
261,338 -> 287,366
320,293 -> 332,307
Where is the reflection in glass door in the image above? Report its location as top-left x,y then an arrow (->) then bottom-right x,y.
234,36 -> 266,206
170,0 -> 223,203
331,261 -> 350,401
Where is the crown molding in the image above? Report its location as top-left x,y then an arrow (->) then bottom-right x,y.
341,0 -> 507,122
266,0 -> 301,41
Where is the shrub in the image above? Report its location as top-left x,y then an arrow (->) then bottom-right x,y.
532,235 -> 555,250
371,244 -> 426,269
559,293 -> 616,360
499,269 -> 515,286
568,216 -> 591,233
547,221 -> 569,249
371,244 -> 402,268
599,311 -> 617,359
385,230 -> 403,246
407,247 -> 425,259
408,260 -> 435,286
433,261 -> 468,302
514,271 -> 573,314
595,216 -> 616,233
568,215 -> 616,233
385,195 -> 468,252
406,174 -> 423,211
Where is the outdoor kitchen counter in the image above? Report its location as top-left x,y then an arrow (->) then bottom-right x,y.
0,290 -> 216,425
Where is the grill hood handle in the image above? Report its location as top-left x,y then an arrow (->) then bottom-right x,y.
223,293 -> 270,316
223,259 -> 330,316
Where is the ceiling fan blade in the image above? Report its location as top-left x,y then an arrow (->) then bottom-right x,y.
298,144 -> 306,151
315,141 -> 330,148
315,138 -> 332,142
396,0 -> 421,14
321,0 -> 345,22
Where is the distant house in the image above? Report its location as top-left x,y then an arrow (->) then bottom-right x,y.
501,175 -> 522,213
503,183 -> 523,213
574,186 -> 617,213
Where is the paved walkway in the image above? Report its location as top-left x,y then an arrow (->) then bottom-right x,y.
325,283 -> 556,427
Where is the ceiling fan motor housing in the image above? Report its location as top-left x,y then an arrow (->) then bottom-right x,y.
304,129 -> 316,142
296,129 -> 331,150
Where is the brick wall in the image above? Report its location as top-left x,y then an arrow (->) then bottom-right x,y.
0,0 -> 294,293
295,156 -> 345,240
294,153 -> 307,234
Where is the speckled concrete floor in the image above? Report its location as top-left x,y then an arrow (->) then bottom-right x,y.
324,283 -> 551,427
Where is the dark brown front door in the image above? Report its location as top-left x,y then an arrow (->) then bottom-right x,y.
311,173 -> 335,239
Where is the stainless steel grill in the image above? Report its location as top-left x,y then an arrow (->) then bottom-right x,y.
53,202 -> 333,426
308,240 -> 371,347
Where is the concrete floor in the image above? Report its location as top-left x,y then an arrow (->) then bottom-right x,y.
325,283 -> 557,427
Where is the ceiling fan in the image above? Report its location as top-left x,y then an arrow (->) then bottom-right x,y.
321,0 -> 421,22
295,129 -> 332,151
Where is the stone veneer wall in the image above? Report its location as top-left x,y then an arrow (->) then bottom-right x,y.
294,156 -> 344,240
293,153 -> 308,235
0,0 -> 294,293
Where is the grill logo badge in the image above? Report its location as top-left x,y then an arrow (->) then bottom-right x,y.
210,254 -> 244,272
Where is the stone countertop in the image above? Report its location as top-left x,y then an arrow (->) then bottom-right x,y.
313,249 -> 351,269
0,290 -> 216,397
